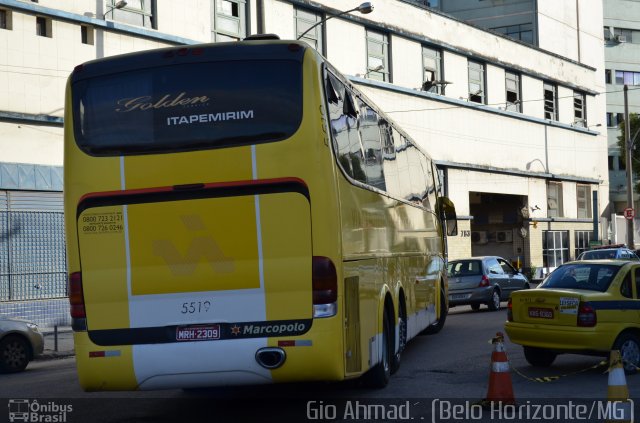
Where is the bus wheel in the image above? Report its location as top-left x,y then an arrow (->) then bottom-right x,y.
391,300 -> 407,374
364,309 -> 392,388
421,289 -> 447,335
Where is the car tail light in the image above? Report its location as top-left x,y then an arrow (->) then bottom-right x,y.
312,256 -> 337,318
577,301 -> 597,327
507,298 -> 513,321
478,275 -> 490,287
69,272 -> 86,319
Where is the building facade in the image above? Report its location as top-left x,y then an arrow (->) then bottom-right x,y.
0,0 -> 607,325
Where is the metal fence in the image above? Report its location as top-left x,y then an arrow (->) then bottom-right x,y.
0,190 -> 70,328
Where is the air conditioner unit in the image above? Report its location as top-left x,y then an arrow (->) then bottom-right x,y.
471,231 -> 488,244
615,35 -> 627,43
496,230 -> 513,243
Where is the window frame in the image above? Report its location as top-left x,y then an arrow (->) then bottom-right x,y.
35,16 -> 51,37
505,71 -> 521,112
294,7 -> 324,55
0,8 -> 11,30
573,91 -> 586,127
422,45 -> 444,94
547,181 -> 563,217
542,230 -> 569,268
212,0 -> 246,42
467,60 -> 486,104
576,184 -> 592,219
366,29 -> 390,82
543,82 -> 558,121
574,230 -> 593,259
106,0 -> 156,29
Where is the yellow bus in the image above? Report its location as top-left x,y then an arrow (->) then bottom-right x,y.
64,38 -> 457,391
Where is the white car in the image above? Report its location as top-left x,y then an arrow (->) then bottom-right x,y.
0,318 -> 44,373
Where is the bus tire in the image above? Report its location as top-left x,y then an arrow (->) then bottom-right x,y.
421,289 -> 447,335
363,308 -> 392,389
391,297 -> 407,374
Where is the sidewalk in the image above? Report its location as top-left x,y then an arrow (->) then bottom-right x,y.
38,327 -> 75,360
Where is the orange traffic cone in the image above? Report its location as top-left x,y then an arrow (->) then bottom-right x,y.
606,350 -> 632,422
483,332 -> 516,405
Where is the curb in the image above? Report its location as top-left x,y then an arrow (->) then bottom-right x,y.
36,351 -> 75,361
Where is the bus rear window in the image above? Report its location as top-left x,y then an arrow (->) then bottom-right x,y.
72,59 -> 302,156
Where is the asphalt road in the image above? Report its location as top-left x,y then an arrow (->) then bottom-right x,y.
1,304 -> 637,422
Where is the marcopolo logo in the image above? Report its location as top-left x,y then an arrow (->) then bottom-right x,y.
8,399 -> 72,423
230,321 -> 310,338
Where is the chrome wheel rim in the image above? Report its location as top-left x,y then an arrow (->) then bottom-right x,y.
620,340 -> 640,371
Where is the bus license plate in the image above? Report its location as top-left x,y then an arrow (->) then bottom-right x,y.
176,325 -> 220,341
528,307 -> 554,319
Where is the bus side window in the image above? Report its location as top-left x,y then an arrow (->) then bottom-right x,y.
419,153 -> 436,211
326,73 -> 356,180
380,121 -> 399,195
357,98 -> 386,191
393,130 -> 411,201
635,268 -> 640,299
406,143 -> 426,203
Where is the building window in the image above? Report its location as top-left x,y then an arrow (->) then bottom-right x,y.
422,46 -> 444,94
577,184 -> 592,218
608,112 -> 625,127
547,181 -> 563,217
575,231 -> 593,259
605,69 -> 612,84
619,155 -> 626,170
80,25 -> 94,45
608,155 -> 614,170
491,23 -> 533,44
0,9 -> 12,30
542,231 -> 569,268
543,82 -> 557,121
615,71 -> 640,86
467,60 -> 485,104
212,0 -> 246,41
366,30 -> 390,82
573,91 -> 586,127
36,16 -> 51,37
505,71 -> 521,112
106,0 -> 156,29
613,27 -> 639,43
294,8 -> 323,54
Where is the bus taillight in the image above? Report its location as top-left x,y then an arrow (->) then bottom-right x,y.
69,272 -> 86,319
312,256 -> 337,318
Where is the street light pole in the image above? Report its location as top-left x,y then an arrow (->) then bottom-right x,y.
625,84 -> 634,248
296,2 -> 373,41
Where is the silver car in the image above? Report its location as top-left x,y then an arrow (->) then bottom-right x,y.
447,256 -> 530,311
0,318 -> 44,373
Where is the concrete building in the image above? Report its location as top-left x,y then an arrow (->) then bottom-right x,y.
0,0 -> 607,325
603,0 -> 640,243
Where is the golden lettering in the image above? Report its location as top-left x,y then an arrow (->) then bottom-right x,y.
115,92 -> 210,112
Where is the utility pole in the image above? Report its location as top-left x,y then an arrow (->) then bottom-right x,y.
625,85 -> 634,248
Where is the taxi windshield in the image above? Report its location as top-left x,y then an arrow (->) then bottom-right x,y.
540,263 -> 621,292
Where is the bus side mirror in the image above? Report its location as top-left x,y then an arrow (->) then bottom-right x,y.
437,196 -> 458,237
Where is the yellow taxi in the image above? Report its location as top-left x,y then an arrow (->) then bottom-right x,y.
505,260 -> 640,373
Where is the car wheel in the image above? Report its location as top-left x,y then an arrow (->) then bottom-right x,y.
487,289 -> 501,311
0,335 -> 31,373
523,346 -> 557,367
613,332 -> 640,375
470,303 -> 481,311
421,290 -> 448,335
364,308 -> 392,388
